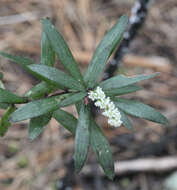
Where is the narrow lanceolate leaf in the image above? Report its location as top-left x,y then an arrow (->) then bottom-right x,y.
0,88 -> 28,104
41,31 -> 55,66
25,81 -> 55,100
59,92 -> 87,107
119,110 -> 133,130
84,15 -> 128,88
0,103 -> 9,109
100,73 -> 159,91
0,106 -> 16,136
28,64 -> 85,91
42,18 -> 84,85
29,113 -> 52,140
26,31 -> 56,101
53,109 -> 77,135
0,82 -> 8,108
0,72 -> 3,80
114,98 -> 168,125
74,103 -> 90,172
9,94 -> 70,122
104,85 -> 142,97
90,118 -> 115,180
0,52 -> 34,69
0,80 -> 5,89
54,109 -> 115,179
75,101 -> 82,113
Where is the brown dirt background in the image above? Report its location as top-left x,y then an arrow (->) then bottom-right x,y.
0,0 -> 177,189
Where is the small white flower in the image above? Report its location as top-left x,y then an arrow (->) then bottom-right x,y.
108,118 -> 122,127
95,100 -> 103,108
88,86 -> 122,127
108,102 -> 115,110
96,97 -> 110,109
103,109 -> 115,118
95,87 -> 106,100
88,92 -> 97,101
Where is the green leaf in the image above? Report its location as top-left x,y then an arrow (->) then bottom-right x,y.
90,118 -> 115,180
119,110 -> 133,130
100,73 -> 159,90
53,109 -> 77,135
114,98 -> 168,125
42,18 -> 84,85
74,103 -> 90,172
84,15 -> 128,88
41,31 -> 55,66
75,101 -> 82,113
25,32 -> 56,101
0,103 -> 9,109
26,32 -> 56,99
0,72 -> 3,80
54,108 -> 115,179
0,52 -> 34,69
25,81 -> 55,100
0,106 -> 16,136
0,88 -> 28,103
59,92 -> 87,107
0,80 -> 5,89
28,64 -> 85,91
29,113 -> 52,140
105,85 -> 142,96
0,81 -> 9,109
9,94 -> 70,122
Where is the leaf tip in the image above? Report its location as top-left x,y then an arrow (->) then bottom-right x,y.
41,17 -> 50,23
121,14 -> 129,21
74,161 -> 82,174
161,116 -> 169,125
107,170 -> 115,180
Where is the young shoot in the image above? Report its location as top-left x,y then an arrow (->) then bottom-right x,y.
0,15 -> 168,179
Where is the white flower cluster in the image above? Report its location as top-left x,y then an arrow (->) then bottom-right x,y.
88,86 -> 122,127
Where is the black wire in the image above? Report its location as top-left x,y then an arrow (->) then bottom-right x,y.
103,0 -> 150,80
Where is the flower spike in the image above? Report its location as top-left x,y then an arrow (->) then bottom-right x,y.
88,86 -> 122,127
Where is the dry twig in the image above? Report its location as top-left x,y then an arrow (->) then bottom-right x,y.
0,11 -> 41,25
83,156 -> 177,176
